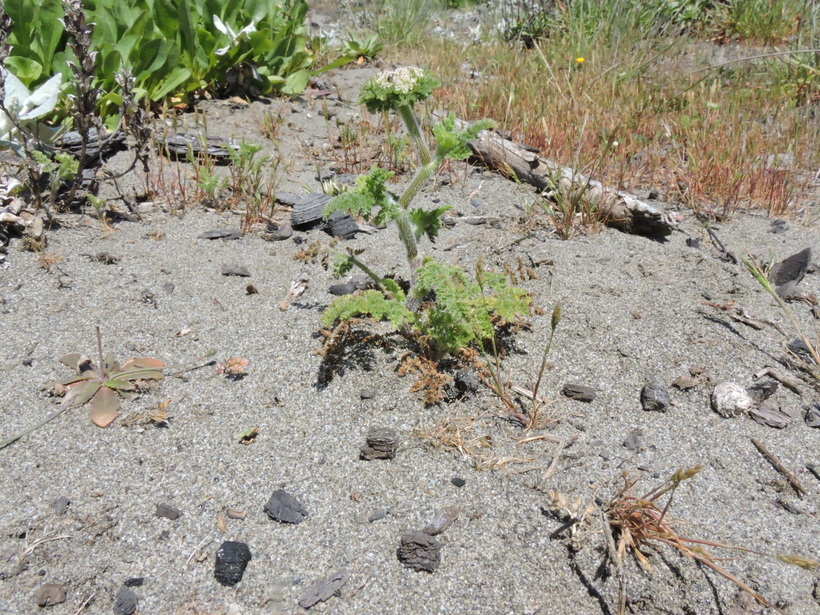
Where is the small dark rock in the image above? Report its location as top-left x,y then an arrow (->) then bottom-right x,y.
329,283 -> 357,296
298,568 -> 349,609
685,237 -> 702,249
769,219 -> 789,234
777,499 -> 804,515
641,382 -> 671,412
360,389 -> 375,400
470,198 -> 483,207
360,427 -> 399,460
155,503 -> 182,520
33,584 -> 66,607
623,429 -> 644,451
454,370 -> 480,397
266,221 -> 293,241
805,402 -> 820,428
397,532 -> 441,573
53,496 -> 70,516
316,168 -> 335,182
264,489 -> 308,524
326,210 -> 359,239
648,189 -> 660,200
198,229 -> 242,240
749,400 -> 795,429
214,541 -> 252,587
369,509 -> 388,522
246,284 -> 258,295
123,578 -> 144,588
221,264 -> 251,277
291,193 -> 332,229
562,383 -> 597,402
94,251 -> 120,264
113,586 -> 138,615
451,477 -> 466,488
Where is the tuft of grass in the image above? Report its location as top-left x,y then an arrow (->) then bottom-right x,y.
601,467 -> 818,614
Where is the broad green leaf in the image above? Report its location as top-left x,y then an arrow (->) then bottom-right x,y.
151,66 -> 193,100
409,205 -> 452,242
2,57 -> 43,83
89,386 -> 120,427
104,379 -> 137,392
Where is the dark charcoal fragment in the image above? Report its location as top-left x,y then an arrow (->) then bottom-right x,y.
685,237 -> 702,249
291,193 -> 332,228
33,583 -> 66,607
123,578 -> 144,587
264,490 -> 308,524
214,541 -> 252,587
155,503 -> 182,520
221,264 -> 251,277
326,210 -> 359,239
807,464 -> 820,481
641,382 -> 671,412
94,251 -> 120,264
397,532 -> 441,573
329,283 -> 357,296
298,568 -> 349,609
360,427 -> 399,460
747,380 -> 779,403
157,133 -> 237,163
275,192 -> 302,207
53,496 -> 70,516
451,477 -> 466,488
55,128 -> 126,162
454,370 -> 480,397
113,586 -> 138,615
198,229 -> 242,240
562,383 -> 597,402
804,402 -> 820,428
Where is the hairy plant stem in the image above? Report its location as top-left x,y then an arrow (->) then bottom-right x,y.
398,104 -> 431,166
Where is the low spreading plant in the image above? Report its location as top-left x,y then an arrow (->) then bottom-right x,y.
320,66 -> 530,358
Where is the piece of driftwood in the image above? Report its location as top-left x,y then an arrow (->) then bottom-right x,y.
451,118 -> 677,236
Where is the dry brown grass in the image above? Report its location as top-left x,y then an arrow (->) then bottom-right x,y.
397,37 -> 818,223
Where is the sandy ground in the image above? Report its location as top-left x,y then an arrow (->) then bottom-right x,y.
1,57 -> 819,615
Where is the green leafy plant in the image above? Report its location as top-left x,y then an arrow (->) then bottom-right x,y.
2,0 -> 316,120
341,32 -> 382,62
56,327 -> 165,427
321,66 -> 528,358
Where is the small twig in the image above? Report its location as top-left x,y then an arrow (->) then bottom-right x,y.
754,367 -> 803,395
0,406 -> 71,450
73,592 -> 96,614
751,438 -> 807,497
599,506 -> 626,615
22,533 -> 72,557
543,434 -> 578,482
185,538 -> 213,566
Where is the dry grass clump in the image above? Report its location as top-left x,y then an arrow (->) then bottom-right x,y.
399,33 -> 817,222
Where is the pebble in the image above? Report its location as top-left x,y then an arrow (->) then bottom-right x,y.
198,229 -> 242,240
451,477 -> 466,488
423,505 -> 461,536
562,383 -> 597,402
397,532 -> 441,573
360,427 -> 399,460
623,429 -> 644,451
269,222 -> 293,241
454,370 -> 480,397
155,503 -> 182,520
113,586 -> 138,615
264,489 -> 308,524
53,496 -> 70,516
805,402 -> 820,428
214,541 -> 252,587
360,389 -> 375,400
221,264 -> 251,277
369,509 -> 388,522
33,584 -> 66,607
711,382 -> 753,417
298,568 -> 349,609
641,382 -> 671,412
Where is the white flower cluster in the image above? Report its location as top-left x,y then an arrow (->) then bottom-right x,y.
373,66 -> 425,94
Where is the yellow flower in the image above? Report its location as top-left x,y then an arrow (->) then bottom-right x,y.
575,57 -> 585,65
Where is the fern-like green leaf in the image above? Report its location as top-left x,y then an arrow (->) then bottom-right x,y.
323,166 -> 396,222
409,205 -> 452,242
433,114 -> 494,162
322,290 -> 413,329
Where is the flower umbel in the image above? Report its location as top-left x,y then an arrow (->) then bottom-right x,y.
359,66 -> 439,113
217,356 -> 249,377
